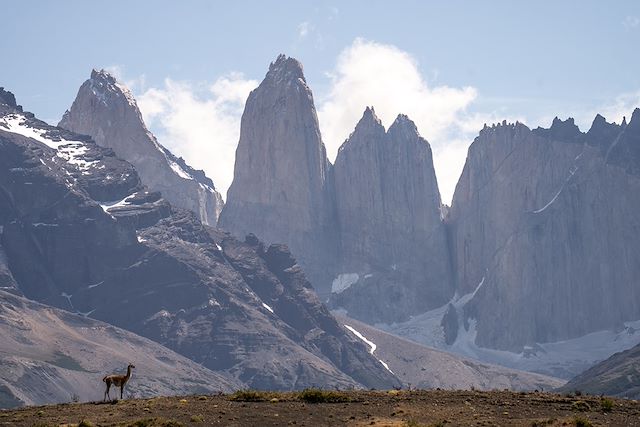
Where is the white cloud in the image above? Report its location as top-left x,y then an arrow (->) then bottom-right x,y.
623,15 -> 640,29
317,38 -> 481,204
136,74 -> 258,200
298,21 -> 311,39
594,90 -> 640,125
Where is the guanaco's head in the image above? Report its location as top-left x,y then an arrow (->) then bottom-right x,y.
128,363 -> 136,369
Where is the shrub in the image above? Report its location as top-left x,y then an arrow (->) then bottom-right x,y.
601,397 -> 614,412
78,421 -> 95,427
571,400 -> 591,412
573,416 -> 593,427
190,414 -> 204,423
298,388 -> 350,403
229,390 -> 269,402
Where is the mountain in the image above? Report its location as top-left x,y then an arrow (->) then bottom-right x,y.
59,70 -> 223,226
219,56 -> 454,322
0,90 -> 400,393
0,290 -> 241,408
217,55 -> 640,379
330,108 -> 453,323
334,313 -> 564,392
558,342 -> 640,398
218,55 -> 337,296
446,116 -> 640,352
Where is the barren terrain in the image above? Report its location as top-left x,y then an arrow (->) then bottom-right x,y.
1,390 -> 638,426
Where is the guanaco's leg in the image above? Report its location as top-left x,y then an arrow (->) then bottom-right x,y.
104,381 -> 111,401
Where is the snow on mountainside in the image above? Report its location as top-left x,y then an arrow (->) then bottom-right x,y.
377,299 -> 640,380
59,70 -> 223,225
335,314 -> 564,391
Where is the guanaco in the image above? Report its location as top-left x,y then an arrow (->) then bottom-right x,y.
103,363 -> 135,401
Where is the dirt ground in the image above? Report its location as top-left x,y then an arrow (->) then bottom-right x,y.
1,390 -> 638,427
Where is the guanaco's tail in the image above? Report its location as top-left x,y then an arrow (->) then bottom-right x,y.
102,376 -> 108,382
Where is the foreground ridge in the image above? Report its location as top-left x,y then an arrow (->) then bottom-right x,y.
3,390 -> 639,427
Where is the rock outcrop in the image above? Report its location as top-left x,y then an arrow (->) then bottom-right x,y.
0,92 -> 400,392
330,108 -> 453,323
219,55 -> 336,295
59,70 -> 223,225
558,341 -> 640,399
447,115 -> 640,351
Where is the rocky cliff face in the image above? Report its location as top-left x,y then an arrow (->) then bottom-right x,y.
0,92 -> 399,392
447,115 -> 640,351
59,70 -> 223,225
219,55 -> 336,295
330,108 -> 453,323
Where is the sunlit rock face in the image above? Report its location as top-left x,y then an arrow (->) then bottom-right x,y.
60,70 -> 223,225
330,108 -> 454,323
447,115 -> 640,351
219,55 -> 338,294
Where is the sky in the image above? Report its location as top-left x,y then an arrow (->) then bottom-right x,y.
2,1 -> 640,203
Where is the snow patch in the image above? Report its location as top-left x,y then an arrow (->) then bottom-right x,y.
1,114 -> 86,150
61,292 -> 74,311
168,159 -> 193,180
344,324 -> 376,354
332,273 -> 359,294
56,143 -> 98,171
262,303 -> 274,314
99,193 -> 136,213
379,289 -> 640,379
344,324 -> 393,374
1,114 -> 51,145
532,164 -> 580,214
87,281 -> 104,289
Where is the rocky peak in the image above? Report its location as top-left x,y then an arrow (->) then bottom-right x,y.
266,54 -> 306,86
585,114 -> 622,153
85,69 -> 138,110
388,114 -> 420,141
60,70 -> 224,225
628,108 -> 640,130
606,107 -> 640,175
332,109 -> 453,323
339,107 -> 385,152
0,88 -> 19,110
219,54 -> 335,296
533,116 -> 584,144
90,68 -> 116,84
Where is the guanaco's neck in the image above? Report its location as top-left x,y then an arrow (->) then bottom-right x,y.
126,366 -> 132,379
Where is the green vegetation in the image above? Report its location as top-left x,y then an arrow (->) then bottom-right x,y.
189,414 -> 204,423
571,400 -> 591,412
600,397 -> 614,412
78,420 -> 95,427
297,388 -> 350,403
573,415 -> 593,427
229,389 -> 273,402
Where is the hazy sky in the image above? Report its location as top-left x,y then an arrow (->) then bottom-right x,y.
3,1 -> 640,203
